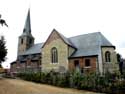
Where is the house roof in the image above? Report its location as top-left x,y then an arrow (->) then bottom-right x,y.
68,32 -> 115,57
43,30 -> 114,57
19,31 -> 115,58
20,43 -> 43,55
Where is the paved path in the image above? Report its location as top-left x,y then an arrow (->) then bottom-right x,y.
0,78 -> 103,94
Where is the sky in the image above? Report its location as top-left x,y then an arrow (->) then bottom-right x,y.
0,0 -> 125,68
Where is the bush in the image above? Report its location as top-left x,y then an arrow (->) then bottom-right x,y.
17,71 -> 125,94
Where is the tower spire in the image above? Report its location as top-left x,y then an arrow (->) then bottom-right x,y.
23,9 -> 31,34
18,8 -> 34,55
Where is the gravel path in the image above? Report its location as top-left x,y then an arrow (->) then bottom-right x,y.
0,78 -> 103,94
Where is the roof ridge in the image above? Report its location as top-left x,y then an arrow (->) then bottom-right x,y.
53,29 -> 68,39
68,32 -> 101,39
53,29 -> 75,48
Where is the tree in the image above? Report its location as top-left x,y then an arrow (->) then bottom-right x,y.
0,14 -> 8,67
0,36 -> 7,66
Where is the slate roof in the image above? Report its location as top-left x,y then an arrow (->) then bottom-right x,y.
48,30 -> 114,57
24,9 -> 31,34
20,9 -> 33,38
68,32 -> 114,57
19,31 -> 115,58
20,43 -> 43,55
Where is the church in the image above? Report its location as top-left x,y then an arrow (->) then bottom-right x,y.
10,10 -> 118,74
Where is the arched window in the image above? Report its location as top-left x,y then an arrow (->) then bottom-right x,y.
105,51 -> 111,62
51,47 -> 58,63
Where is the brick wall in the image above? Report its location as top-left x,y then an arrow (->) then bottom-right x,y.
69,56 -> 97,73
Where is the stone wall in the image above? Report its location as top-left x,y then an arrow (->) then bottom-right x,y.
18,36 -> 27,55
68,46 -> 75,57
42,31 -> 69,72
18,36 -> 34,55
101,47 -> 118,73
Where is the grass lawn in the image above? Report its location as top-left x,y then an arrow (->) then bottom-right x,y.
0,78 -> 103,94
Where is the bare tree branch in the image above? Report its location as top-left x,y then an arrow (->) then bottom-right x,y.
0,14 -> 8,27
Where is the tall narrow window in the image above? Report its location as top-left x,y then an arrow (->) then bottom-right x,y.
85,59 -> 91,67
105,51 -> 111,62
51,47 -> 58,63
29,39 -> 32,44
74,60 -> 80,72
21,38 -> 23,44
74,60 -> 79,67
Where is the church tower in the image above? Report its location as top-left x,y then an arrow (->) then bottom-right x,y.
18,9 -> 34,55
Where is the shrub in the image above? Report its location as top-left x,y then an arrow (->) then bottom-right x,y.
17,71 -> 125,94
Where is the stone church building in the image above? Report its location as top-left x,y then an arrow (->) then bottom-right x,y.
11,10 -> 118,74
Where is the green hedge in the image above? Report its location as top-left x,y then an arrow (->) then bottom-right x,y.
17,71 -> 125,94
